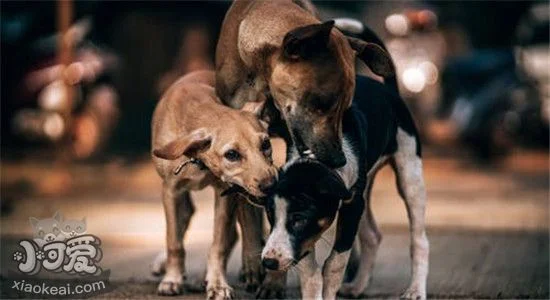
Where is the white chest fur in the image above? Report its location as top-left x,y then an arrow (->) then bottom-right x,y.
335,138 -> 359,190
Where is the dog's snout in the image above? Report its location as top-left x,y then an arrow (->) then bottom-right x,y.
330,152 -> 347,168
318,150 -> 346,168
262,258 -> 279,271
259,177 -> 276,194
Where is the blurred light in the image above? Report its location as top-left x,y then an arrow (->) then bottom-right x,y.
402,67 -> 426,93
385,14 -> 409,36
419,61 -> 439,85
417,9 -> 438,30
334,18 -> 364,35
520,46 -> 550,80
12,110 -> 65,142
38,80 -> 68,111
43,113 -> 65,140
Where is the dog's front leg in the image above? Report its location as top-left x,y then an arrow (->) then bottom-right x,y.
322,197 -> 364,300
235,196 -> 264,292
298,248 -> 323,300
206,189 -> 238,300
158,186 -> 195,295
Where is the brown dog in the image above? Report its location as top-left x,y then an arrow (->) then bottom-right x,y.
215,0 -> 395,168
151,70 -> 278,297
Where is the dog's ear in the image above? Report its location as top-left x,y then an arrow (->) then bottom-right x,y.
283,20 -> 334,59
241,101 -> 265,116
315,169 -> 352,201
347,37 -> 395,77
285,159 -> 351,201
153,129 -> 212,160
241,101 -> 270,130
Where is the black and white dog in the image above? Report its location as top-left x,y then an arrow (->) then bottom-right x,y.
254,74 -> 429,300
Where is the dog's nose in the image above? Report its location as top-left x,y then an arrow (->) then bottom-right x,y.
323,152 -> 346,168
259,177 -> 276,194
332,155 -> 347,168
262,258 -> 279,271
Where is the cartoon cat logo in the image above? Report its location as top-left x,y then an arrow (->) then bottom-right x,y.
60,217 -> 87,238
29,212 -> 65,247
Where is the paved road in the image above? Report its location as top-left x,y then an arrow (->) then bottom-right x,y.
1,151 -> 548,299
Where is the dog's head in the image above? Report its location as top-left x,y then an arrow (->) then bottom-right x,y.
153,108 -> 277,198
256,159 -> 351,271
269,20 -> 394,168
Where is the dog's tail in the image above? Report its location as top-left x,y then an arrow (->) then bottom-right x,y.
334,18 -> 399,94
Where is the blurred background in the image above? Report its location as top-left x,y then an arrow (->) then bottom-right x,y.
1,1 -> 548,298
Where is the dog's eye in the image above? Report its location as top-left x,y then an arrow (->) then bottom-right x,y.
291,216 -> 308,230
261,139 -> 271,151
224,150 -> 242,162
261,139 -> 272,156
309,95 -> 335,113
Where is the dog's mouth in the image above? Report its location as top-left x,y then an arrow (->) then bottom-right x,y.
220,184 -> 246,197
221,184 -> 263,199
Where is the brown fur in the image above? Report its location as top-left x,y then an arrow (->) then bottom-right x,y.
215,0 -> 393,168
152,70 -> 276,196
151,70 -> 277,296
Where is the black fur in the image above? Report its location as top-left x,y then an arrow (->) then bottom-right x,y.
264,74 -> 421,259
264,159 -> 350,258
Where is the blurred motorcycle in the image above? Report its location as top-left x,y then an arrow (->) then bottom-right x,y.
440,2 -> 549,159
5,17 -> 120,159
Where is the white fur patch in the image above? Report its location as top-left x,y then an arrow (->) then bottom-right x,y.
334,18 -> 364,35
262,196 -> 293,268
335,138 -> 359,190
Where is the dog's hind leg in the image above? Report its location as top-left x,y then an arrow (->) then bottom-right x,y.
392,128 -> 429,300
206,190 -> 238,300
157,186 -> 195,295
338,178 -> 382,298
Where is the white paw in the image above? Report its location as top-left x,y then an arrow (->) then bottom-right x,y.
338,282 -> 364,298
207,283 -> 234,300
157,274 -> 184,296
400,286 -> 426,300
151,251 -> 167,276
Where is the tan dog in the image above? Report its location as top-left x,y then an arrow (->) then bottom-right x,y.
151,70 -> 278,297
216,0 -> 395,168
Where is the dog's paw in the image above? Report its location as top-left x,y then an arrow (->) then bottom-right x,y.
206,284 -> 234,300
151,251 -> 167,276
157,275 -> 184,296
338,283 -> 364,298
255,285 -> 285,299
255,272 -> 286,299
400,286 -> 426,300
240,270 -> 262,292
